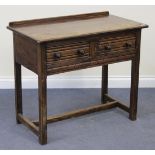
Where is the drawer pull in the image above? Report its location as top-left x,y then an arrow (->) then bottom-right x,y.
124,42 -> 132,48
53,52 -> 61,60
104,45 -> 112,50
77,49 -> 85,56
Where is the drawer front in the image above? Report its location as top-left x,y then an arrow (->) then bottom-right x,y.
46,31 -> 137,75
95,32 -> 136,58
46,39 -> 91,70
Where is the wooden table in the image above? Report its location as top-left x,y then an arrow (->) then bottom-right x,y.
7,11 -> 148,145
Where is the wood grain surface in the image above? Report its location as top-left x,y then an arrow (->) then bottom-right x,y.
8,11 -> 148,145
8,11 -> 148,43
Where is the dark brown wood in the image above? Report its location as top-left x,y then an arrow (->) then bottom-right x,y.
101,65 -> 108,103
13,33 -> 38,73
45,31 -> 137,74
8,11 -> 148,145
7,11 -> 148,43
129,30 -> 141,121
37,44 -> 47,145
47,52 -> 136,75
18,114 -> 39,136
14,34 -> 23,124
117,103 -> 130,113
33,101 -> 118,125
8,11 -> 109,28
104,94 -> 130,112
14,62 -> 22,124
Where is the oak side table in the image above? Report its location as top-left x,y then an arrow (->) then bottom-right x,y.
7,11 -> 148,144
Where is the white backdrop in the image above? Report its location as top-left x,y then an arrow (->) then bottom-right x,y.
0,5 -> 154,88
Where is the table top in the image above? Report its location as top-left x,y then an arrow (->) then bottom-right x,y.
8,11 -> 148,43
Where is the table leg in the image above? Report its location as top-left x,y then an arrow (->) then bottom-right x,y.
129,31 -> 141,121
129,58 -> 140,121
14,62 -> 23,124
101,65 -> 108,103
38,75 -> 47,145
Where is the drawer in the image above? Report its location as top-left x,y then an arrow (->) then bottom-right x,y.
95,32 -> 136,57
46,39 -> 91,69
46,31 -> 137,74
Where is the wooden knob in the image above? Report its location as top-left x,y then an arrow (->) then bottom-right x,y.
124,42 -> 132,48
77,49 -> 85,56
104,45 -> 112,50
53,52 -> 61,60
